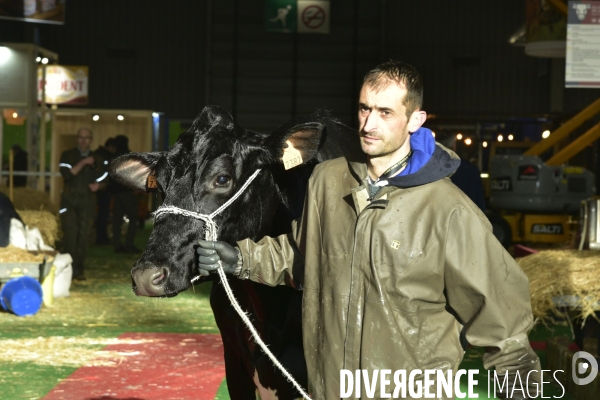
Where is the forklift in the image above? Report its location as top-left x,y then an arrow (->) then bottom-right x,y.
487,98 -> 600,248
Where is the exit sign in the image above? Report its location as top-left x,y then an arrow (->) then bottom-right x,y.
265,0 -> 330,34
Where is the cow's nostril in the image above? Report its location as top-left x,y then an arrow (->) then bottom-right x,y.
151,268 -> 168,286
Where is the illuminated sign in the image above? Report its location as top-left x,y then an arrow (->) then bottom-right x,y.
38,65 -> 89,105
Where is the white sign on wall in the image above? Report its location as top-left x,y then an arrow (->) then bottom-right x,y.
297,1 -> 330,34
37,65 -> 89,105
566,1 -> 600,88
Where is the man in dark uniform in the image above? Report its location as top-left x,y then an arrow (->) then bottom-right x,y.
110,135 -> 141,254
59,127 -> 107,280
10,144 -> 28,187
94,137 -> 117,245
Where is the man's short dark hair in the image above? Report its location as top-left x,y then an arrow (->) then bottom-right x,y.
362,60 -> 424,117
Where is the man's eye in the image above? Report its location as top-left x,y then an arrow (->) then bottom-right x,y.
215,175 -> 231,186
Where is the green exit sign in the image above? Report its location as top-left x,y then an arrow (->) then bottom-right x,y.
265,0 -> 297,33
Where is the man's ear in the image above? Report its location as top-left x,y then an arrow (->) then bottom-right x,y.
109,152 -> 163,192
263,121 -> 325,170
408,111 -> 427,133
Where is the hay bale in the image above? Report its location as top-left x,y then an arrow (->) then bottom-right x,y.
0,186 -> 57,213
518,250 -> 600,323
17,209 -> 60,247
0,245 -> 46,263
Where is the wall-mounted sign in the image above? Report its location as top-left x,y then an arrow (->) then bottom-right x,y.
37,65 -> 89,105
566,1 -> 600,88
265,0 -> 297,33
265,0 -> 329,34
297,1 -> 329,34
0,0 -> 66,25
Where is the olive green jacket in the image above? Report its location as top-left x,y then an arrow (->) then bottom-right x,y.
59,147 -> 107,199
238,148 -> 541,399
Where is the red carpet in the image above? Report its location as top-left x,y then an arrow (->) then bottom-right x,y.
529,341 -> 580,351
42,333 -> 226,400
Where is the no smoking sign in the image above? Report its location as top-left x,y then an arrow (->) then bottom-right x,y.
298,0 -> 330,33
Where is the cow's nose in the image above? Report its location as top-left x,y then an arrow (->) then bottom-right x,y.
131,264 -> 169,297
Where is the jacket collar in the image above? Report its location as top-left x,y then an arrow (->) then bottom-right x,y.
347,142 -> 460,189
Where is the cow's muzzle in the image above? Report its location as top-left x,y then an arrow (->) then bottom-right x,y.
131,264 -> 171,297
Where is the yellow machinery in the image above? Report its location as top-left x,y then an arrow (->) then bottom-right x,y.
487,98 -> 600,246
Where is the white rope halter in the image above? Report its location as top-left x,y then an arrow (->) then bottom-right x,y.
153,168 -> 262,257
151,168 -> 311,399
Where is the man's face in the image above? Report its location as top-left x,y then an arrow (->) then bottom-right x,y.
358,82 -> 412,159
76,129 -> 93,152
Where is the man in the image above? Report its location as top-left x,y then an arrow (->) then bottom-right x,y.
197,61 -> 541,399
59,127 -> 107,280
110,135 -> 140,254
94,137 -> 117,245
10,144 -> 28,187
438,133 -> 486,212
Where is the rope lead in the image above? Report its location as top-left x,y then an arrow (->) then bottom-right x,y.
152,169 -> 312,399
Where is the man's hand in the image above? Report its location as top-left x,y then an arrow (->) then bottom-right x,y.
88,182 -> 100,192
70,156 -> 96,176
196,240 -> 240,276
78,156 -> 95,167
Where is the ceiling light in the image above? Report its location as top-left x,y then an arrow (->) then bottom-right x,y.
483,141 -> 488,148
542,130 -> 550,139
41,57 -> 49,64
456,133 -> 463,140
0,47 -> 11,65
117,115 -> 124,121
92,114 -> 100,121
497,135 -> 504,142
464,138 -> 472,145
508,134 -> 514,141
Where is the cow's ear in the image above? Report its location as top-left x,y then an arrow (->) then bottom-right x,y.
264,122 -> 324,170
109,152 -> 163,192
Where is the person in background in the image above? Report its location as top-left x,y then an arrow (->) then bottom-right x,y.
110,135 -> 140,254
59,127 -> 107,281
94,137 -> 118,245
437,133 -> 486,212
10,144 -> 28,187
196,61 -> 540,399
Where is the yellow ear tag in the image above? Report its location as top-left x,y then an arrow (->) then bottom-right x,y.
282,140 -> 303,170
147,171 -> 158,190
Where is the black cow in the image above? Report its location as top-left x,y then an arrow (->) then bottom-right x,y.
109,105 -> 362,399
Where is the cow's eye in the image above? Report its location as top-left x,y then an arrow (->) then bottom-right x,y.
214,175 -> 231,187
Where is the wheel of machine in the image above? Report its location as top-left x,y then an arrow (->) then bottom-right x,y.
486,211 -> 512,248
573,313 -> 600,352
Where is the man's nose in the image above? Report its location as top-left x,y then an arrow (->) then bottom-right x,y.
362,113 -> 377,132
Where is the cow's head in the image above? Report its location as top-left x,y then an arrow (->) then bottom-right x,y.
573,3 -> 591,20
109,105 -> 332,297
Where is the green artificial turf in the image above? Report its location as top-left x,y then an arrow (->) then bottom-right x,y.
214,379 -> 230,400
0,225 -> 219,399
